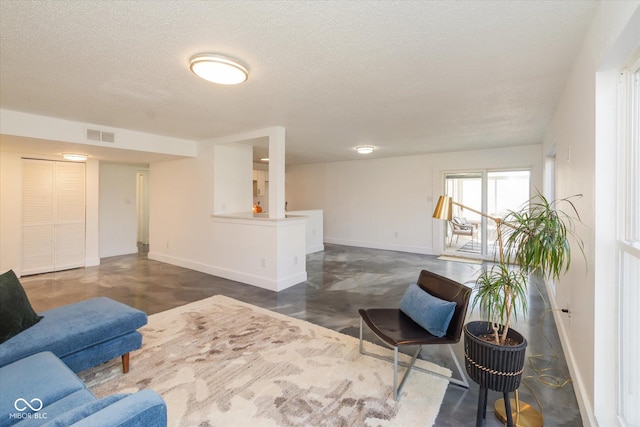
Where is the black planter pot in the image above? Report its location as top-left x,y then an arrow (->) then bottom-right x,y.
463,321 -> 527,393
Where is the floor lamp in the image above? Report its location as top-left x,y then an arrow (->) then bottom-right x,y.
433,195 -> 543,427
432,195 -> 506,262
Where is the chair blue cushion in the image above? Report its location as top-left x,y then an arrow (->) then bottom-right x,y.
399,283 -> 456,337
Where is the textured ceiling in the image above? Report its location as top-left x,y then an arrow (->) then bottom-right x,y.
0,1 -> 598,165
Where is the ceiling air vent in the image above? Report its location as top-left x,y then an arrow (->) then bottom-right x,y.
86,128 -> 102,141
101,132 -> 115,143
86,128 -> 115,143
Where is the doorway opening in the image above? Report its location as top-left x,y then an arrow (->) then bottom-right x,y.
136,171 -> 149,254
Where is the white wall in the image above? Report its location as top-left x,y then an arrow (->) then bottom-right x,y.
213,144 -> 253,214
149,142 -> 215,263
99,162 -> 146,258
0,109 -> 197,158
149,140 -> 306,291
0,152 -> 24,274
0,111 -> 197,274
287,210 -> 324,254
85,159 -> 100,266
286,144 -> 542,255
541,2 -> 640,426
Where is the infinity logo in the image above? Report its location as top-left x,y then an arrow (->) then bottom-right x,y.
14,398 -> 43,412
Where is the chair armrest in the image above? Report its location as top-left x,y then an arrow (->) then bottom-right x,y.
70,390 -> 167,427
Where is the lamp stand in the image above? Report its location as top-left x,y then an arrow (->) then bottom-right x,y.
494,390 -> 543,427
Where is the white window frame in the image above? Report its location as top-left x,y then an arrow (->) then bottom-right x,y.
617,52 -> 640,427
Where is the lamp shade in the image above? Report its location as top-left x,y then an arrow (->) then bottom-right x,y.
433,195 -> 453,221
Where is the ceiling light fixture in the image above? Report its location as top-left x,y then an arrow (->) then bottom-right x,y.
260,157 -> 269,162
189,54 -> 248,85
355,145 -> 375,154
62,153 -> 88,161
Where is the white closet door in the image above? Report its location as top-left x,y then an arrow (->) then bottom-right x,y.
22,160 -> 55,274
54,161 -> 86,270
22,159 -> 85,275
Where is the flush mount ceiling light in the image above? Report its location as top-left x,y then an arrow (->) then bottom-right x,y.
355,145 -> 375,154
62,153 -> 88,161
189,54 -> 248,85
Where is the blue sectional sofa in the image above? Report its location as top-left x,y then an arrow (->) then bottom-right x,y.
0,351 -> 166,427
0,271 -> 165,426
0,297 -> 147,373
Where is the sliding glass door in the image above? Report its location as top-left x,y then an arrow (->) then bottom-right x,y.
443,170 -> 530,259
444,173 -> 483,255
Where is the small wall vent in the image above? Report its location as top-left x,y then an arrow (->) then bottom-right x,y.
101,132 -> 115,143
86,128 -> 101,141
86,128 -> 115,143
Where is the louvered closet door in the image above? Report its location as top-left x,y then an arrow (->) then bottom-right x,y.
54,161 -> 86,270
22,160 -> 55,274
22,159 -> 85,275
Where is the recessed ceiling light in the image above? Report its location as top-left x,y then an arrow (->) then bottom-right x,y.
62,153 -> 88,161
355,145 -> 375,154
189,54 -> 248,85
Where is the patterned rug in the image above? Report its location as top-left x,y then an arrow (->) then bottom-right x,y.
79,295 -> 451,426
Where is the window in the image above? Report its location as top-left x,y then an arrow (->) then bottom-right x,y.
618,55 -> 640,427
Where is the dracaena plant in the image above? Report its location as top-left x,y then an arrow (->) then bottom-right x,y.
503,192 -> 584,280
472,191 -> 584,345
473,263 -> 528,344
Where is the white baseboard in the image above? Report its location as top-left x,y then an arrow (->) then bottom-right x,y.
99,246 -> 139,259
306,244 -> 325,254
546,282 -> 598,427
323,237 -> 436,255
84,256 -> 100,267
148,252 -> 306,292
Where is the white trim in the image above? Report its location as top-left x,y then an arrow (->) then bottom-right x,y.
616,48 -> 640,427
148,251 -> 307,292
323,237 -> 434,255
547,280 -> 598,426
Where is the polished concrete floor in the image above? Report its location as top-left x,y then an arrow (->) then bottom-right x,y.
20,244 -> 581,426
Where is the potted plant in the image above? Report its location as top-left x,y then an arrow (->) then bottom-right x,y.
461,192 -> 584,424
467,192 -> 583,341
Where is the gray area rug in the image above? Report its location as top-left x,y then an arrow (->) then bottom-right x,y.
79,295 -> 450,426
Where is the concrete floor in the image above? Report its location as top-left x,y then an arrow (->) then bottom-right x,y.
20,244 -> 581,426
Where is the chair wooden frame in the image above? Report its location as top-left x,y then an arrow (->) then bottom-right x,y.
359,270 -> 471,400
450,217 -> 478,246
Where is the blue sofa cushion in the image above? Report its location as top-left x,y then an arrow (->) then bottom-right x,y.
0,297 -> 147,368
0,270 -> 42,344
0,352 -> 90,426
1,352 -> 167,427
399,283 -> 456,338
63,391 -> 167,427
11,390 -> 96,427
60,331 -> 142,374
39,395 -> 127,427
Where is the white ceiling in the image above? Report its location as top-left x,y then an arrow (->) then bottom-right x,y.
0,1 -> 599,165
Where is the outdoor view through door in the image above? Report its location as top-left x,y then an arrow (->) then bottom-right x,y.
443,170 -> 530,260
